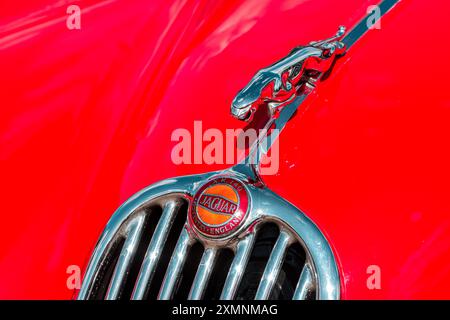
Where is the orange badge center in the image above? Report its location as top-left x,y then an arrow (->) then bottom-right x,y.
196,184 -> 239,226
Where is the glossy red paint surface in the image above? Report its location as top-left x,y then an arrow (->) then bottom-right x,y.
0,0 -> 449,299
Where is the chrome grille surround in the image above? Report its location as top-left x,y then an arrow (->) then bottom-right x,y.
78,169 -> 340,300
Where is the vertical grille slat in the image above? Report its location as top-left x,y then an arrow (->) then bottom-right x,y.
131,200 -> 181,299
157,227 -> 192,300
220,233 -> 255,300
105,214 -> 146,299
255,231 -> 291,300
188,248 -> 217,300
293,263 -> 314,300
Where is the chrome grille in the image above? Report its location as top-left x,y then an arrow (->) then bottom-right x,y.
78,173 -> 340,300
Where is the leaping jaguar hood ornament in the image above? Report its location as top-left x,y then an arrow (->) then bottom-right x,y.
231,26 -> 346,121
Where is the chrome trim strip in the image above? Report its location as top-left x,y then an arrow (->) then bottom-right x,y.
157,227 -> 192,300
105,214 -> 145,299
188,248 -> 217,300
255,231 -> 291,300
220,233 -> 255,300
342,0 -> 399,49
131,200 -> 181,299
293,263 -> 315,300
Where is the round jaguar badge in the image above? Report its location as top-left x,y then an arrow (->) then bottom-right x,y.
190,177 -> 249,238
